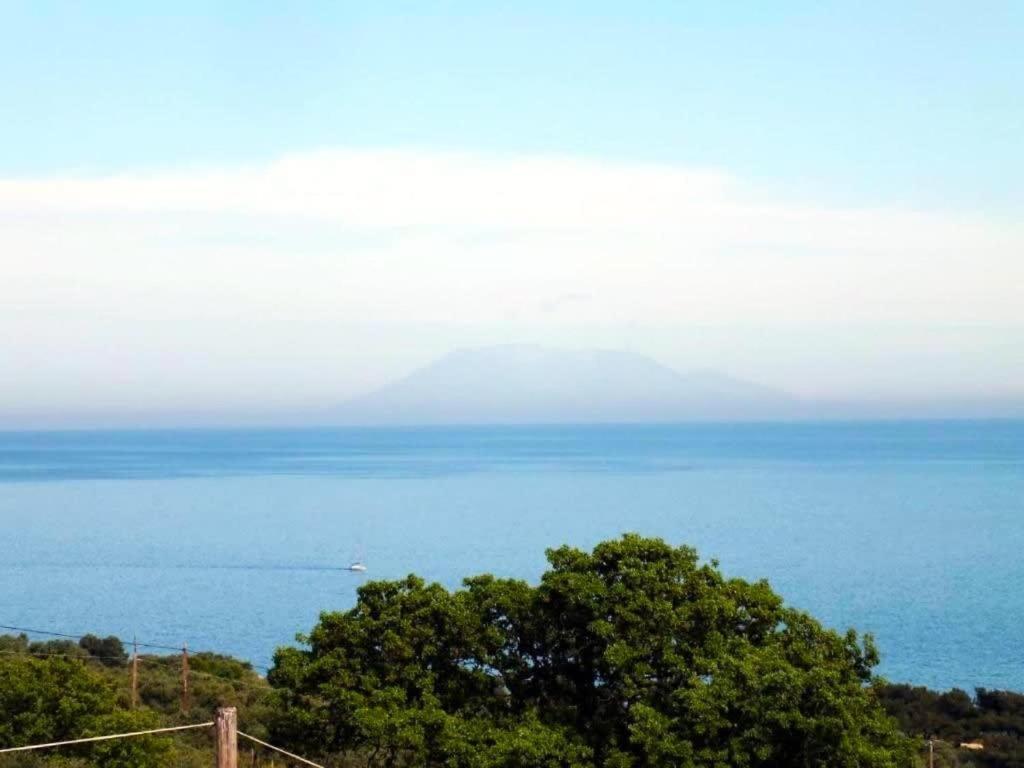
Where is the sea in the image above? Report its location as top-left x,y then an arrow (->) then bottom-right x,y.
1,421 -> 1022,691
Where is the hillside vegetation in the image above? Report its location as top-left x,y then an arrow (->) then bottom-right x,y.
0,633 -> 272,768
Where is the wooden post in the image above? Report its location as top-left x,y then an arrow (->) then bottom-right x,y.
130,637 -> 139,709
181,642 -> 190,714
215,707 -> 238,768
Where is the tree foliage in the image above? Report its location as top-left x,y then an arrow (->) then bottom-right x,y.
269,534 -> 914,767
76,635 -> 126,667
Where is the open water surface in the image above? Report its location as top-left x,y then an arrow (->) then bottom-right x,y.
1,421 -> 1022,690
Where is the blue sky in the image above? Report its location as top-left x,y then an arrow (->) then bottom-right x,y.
1,2 -> 1022,425
3,1 -> 1021,209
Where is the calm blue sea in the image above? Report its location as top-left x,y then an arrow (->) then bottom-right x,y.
1,421 -> 1022,691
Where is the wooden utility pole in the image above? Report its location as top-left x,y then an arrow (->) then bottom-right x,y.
130,637 -> 139,709
180,642 -> 190,714
215,707 -> 238,768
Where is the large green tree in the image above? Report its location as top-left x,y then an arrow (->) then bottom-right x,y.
269,534 -> 914,767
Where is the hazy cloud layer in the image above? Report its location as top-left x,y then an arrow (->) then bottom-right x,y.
2,149 -> 1022,423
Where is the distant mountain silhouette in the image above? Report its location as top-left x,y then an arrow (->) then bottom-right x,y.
328,345 -> 803,425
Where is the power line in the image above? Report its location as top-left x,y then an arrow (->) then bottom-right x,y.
0,622 -> 180,651
0,622 -> 270,671
0,623 -> 82,641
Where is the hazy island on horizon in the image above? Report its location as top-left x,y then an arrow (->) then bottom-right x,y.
3,344 -> 1024,430
328,344 -> 800,425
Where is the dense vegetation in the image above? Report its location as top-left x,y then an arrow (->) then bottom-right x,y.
0,633 -> 272,767
877,685 -> 1024,767
1,535 -> 1022,767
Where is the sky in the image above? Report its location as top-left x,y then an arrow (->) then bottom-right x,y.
1,1 -> 1022,426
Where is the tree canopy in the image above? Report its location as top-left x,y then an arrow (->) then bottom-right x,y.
268,534 -> 914,767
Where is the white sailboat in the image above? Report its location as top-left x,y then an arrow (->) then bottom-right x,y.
345,543 -> 367,572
